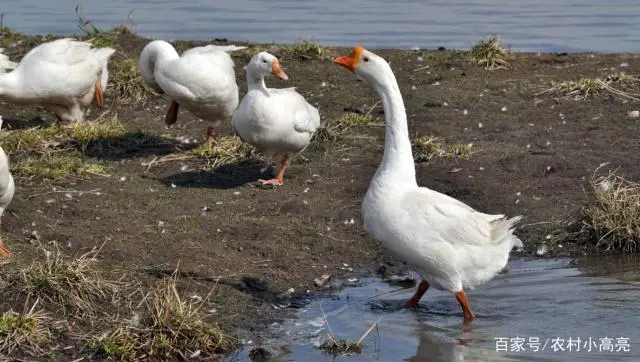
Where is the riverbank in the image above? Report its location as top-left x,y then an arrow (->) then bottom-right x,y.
0,27 -> 639,360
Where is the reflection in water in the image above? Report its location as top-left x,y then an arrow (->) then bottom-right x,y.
233,256 -> 640,362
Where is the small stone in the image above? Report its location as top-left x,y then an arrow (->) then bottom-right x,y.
463,109 -> 468,115
628,110 -> 639,118
619,62 -> 630,68
501,106 -> 507,112
314,274 -> 331,287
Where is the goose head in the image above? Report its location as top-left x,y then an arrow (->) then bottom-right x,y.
333,46 -> 391,87
246,51 -> 289,80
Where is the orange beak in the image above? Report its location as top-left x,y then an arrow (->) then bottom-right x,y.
0,240 -> 12,258
271,59 -> 289,80
334,46 -> 364,72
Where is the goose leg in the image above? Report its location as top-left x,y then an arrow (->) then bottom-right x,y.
455,291 -> 475,322
261,158 -> 289,186
0,217 -> 11,258
164,100 -> 179,127
206,127 -> 215,148
404,280 -> 430,308
94,78 -> 104,108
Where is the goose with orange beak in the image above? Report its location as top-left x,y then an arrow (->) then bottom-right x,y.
334,46 -> 523,322
231,51 -> 320,186
0,145 -> 14,258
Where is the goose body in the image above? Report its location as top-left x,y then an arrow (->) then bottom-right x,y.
0,39 -> 115,123
231,51 -> 320,185
0,145 -> 14,257
334,47 -> 523,321
139,40 -> 246,145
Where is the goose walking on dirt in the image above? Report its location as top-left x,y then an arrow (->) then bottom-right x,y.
139,40 -> 246,147
0,39 -> 115,124
231,51 -> 320,186
0,145 -> 15,258
334,46 -> 523,322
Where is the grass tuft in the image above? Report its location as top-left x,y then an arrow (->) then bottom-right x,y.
281,40 -> 323,59
313,111 -> 381,143
11,153 -> 107,180
412,136 -> 473,162
89,271 -> 232,360
109,57 -> 155,102
471,36 -> 510,70
0,302 -> 61,357
6,245 -> 124,316
537,72 -> 640,101
193,136 -> 253,168
569,169 -> 640,252
316,304 -> 378,357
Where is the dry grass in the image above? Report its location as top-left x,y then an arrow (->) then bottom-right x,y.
470,36 -> 510,70
0,301 -> 62,357
108,57 -> 155,102
280,40 -> 323,59
88,271 -> 232,361
193,136 -> 254,168
313,111 -> 381,143
569,169 -> 640,252
11,153 -> 108,180
537,72 -> 640,101
412,136 -> 472,162
4,245 -> 124,316
316,304 -> 378,357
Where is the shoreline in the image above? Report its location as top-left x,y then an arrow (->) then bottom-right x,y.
0,28 -> 639,359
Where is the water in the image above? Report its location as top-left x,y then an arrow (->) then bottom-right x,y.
230,256 -> 640,361
1,1 -> 640,52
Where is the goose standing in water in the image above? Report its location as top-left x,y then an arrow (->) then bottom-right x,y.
334,46 -> 523,322
231,52 -> 320,186
139,40 -> 246,147
0,145 -> 14,257
0,39 -> 115,124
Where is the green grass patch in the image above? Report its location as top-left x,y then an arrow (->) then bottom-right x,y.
0,304 -> 62,357
280,40 -> 324,59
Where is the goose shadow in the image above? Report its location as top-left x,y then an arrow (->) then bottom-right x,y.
79,131 -> 196,160
1,115 -> 51,130
156,158 -> 268,190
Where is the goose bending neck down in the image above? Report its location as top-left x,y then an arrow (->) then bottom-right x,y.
139,40 -> 246,148
334,46 -> 523,322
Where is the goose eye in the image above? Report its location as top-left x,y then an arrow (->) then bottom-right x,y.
363,57 -> 369,62
262,59 -> 268,63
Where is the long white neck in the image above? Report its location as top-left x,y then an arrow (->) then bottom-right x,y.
370,66 -> 417,188
246,66 -> 268,93
139,40 -> 180,92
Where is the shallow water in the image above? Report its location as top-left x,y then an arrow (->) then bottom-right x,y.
2,1 -> 640,52
230,256 -> 640,361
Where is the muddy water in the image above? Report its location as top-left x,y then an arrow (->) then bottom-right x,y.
3,1 -> 640,52
231,256 -> 640,361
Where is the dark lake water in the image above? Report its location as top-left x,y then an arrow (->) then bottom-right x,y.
2,1 -> 639,52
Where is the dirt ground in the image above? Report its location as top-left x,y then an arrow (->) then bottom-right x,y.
1,29 -> 640,359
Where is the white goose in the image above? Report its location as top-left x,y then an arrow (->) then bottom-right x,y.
334,47 -> 523,322
0,145 -> 14,258
139,40 -> 246,147
0,39 -> 115,124
231,52 -> 320,186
